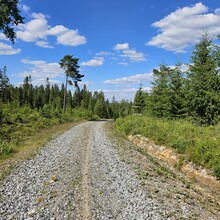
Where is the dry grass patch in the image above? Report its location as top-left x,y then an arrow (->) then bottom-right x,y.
0,121 -> 80,181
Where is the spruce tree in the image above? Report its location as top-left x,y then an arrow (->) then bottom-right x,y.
133,84 -> 145,114
168,63 -> 187,118
187,34 -> 220,125
0,66 -> 10,102
151,64 -> 171,117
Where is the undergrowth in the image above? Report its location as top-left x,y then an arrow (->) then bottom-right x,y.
115,115 -> 220,180
0,104 -> 93,158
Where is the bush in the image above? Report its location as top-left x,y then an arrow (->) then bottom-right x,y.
0,141 -> 15,156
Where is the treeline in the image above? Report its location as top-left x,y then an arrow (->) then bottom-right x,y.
134,34 -> 220,126
0,66 -> 132,156
0,71 -> 132,123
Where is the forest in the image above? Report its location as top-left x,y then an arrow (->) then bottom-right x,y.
1,33 -> 220,179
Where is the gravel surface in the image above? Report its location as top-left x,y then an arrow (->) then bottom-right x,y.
0,121 -> 219,219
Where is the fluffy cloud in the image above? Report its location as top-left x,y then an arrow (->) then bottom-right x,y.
113,43 -> 145,63
16,12 -> 86,47
94,87 -> 151,101
95,51 -> 114,56
0,43 -> 21,55
147,3 -> 220,52
81,57 -> 105,67
103,72 -> 153,85
20,4 -> 31,14
19,59 -> 63,83
17,13 -> 49,42
215,8 -> 220,15
113,43 -> 129,50
36,41 -> 53,48
0,33 -> 9,41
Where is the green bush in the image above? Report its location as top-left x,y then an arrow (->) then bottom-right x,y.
0,141 -> 15,156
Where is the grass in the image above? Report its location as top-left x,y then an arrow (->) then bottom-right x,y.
0,121 -> 80,181
115,115 -> 220,179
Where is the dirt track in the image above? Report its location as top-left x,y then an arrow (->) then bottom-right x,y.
0,121 -> 219,219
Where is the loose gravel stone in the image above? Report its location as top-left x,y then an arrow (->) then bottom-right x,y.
0,121 -> 218,219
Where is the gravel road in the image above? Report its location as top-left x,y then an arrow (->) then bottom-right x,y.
0,121 -> 219,219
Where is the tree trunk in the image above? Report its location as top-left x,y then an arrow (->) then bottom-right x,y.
63,74 -> 68,113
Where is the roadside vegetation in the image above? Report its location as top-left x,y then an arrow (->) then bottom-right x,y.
1,11 -> 220,181
116,115 -> 220,179
0,61 -> 132,159
116,34 -> 220,179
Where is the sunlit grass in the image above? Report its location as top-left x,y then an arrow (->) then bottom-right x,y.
115,115 -> 220,179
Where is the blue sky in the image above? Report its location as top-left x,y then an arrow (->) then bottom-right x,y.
1,0 -> 220,100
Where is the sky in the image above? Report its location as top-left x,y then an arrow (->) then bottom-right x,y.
1,0 -> 220,101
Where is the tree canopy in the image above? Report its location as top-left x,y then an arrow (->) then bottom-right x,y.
0,0 -> 24,43
59,55 -> 84,112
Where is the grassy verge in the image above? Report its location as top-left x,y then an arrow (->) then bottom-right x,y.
115,115 -> 220,179
0,121 -> 80,181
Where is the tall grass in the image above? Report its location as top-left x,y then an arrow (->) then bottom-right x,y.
115,115 -> 220,179
0,104 -> 85,158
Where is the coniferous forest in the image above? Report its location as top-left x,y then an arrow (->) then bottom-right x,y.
0,63 -> 132,157
1,34 -> 220,179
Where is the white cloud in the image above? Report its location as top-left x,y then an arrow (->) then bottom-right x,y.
0,33 -> 9,41
48,25 -> 67,35
113,43 -> 129,50
95,87 -> 151,101
147,3 -> 220,52
103,72 -> 153,85
17,13 -> 49,42
215,8 -> 220,16
21,4 -> 31,14
113,43 -> 145,62
81,57 -> 105,67
16,12 -> 86,47
120,49 -> 146,62
118,62 -> 129,65
19,59 -> 62,80
95,51 -> 114,56
0,43 -> 21,55
31,78 -> 61,86
56,29 -> 86,46
36,41 -> 53,48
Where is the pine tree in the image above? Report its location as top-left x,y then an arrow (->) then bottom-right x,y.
59,55 -> 84,112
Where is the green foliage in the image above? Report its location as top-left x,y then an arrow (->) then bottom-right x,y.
138,34 -> 220,126
186,34 -> 220,125
133,85 -> 145,113
0,0 -> 24,43
151,64 -> 172,117
72,107 -> 95,120
115,115 -> 220,179
0,68 -> 132,159
39,105 -> 52,119
59,55 -> 84,112
149,63 -> 187,119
